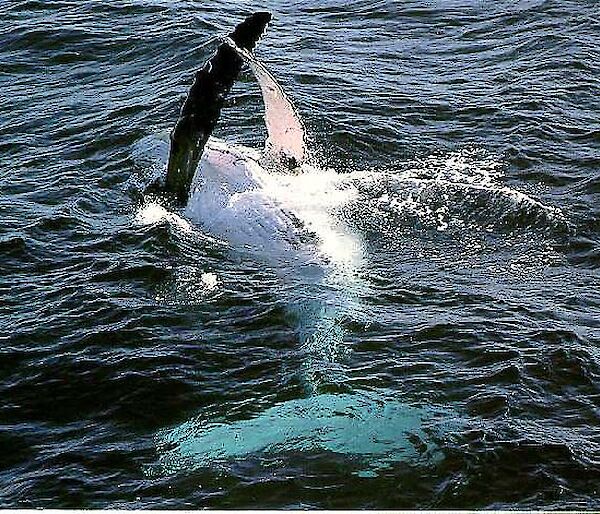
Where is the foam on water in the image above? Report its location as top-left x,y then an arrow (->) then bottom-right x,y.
200,272 -> 219,290
341,147 -> 567,237
135,201 -> 193,233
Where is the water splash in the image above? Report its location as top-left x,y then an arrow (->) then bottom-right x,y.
134,200 -> 193,233
342,148 -> 567,236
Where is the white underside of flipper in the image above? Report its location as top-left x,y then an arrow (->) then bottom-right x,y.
222,36 -> 306,166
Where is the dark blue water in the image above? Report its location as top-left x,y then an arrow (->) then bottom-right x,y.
1,0 -> 599,509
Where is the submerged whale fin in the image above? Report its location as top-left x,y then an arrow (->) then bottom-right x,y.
164,12 -> 271,205
223,37 -> 306,167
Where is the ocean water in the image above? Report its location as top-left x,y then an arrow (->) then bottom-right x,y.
1,0 -> 599,509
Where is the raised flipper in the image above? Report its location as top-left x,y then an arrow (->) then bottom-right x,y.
223,37 -> 306,167
164,12 -> 271,205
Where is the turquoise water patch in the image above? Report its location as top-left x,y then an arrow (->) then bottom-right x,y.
152,390 -> 449,476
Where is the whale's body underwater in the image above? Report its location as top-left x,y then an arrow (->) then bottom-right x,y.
134,13 -> 566,476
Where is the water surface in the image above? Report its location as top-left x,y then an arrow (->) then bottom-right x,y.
1,0 -> 599,509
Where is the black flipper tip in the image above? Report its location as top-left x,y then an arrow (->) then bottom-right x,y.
230,12 -> 272,51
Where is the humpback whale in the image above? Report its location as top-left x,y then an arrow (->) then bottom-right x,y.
134,13 -> 566,476
143,14 -> 395,473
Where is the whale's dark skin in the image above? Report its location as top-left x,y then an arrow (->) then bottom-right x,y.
164,12 -> 271,205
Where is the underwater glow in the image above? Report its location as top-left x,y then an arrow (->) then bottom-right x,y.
153,390 -> 448,476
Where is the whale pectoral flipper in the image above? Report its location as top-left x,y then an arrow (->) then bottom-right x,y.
222,36 -> 306,167
164,12 -> 271,205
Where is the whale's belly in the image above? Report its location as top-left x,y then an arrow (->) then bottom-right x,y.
185,139 -> 311,257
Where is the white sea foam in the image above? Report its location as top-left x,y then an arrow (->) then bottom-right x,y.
341,148 -> 566,235
200,272 -> 218,290
134,201 -> 192,233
